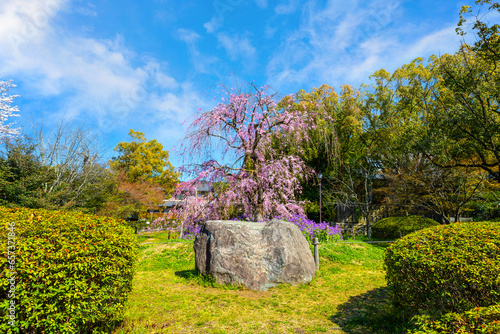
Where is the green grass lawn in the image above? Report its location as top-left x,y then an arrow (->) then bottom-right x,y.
115,231 -> 408,334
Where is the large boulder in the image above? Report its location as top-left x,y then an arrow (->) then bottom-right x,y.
194,219 -> 316,291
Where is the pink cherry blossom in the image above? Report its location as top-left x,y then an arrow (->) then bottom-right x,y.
178,84 -> 316,222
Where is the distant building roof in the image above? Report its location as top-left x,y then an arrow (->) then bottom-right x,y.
161,199 -> 185,207
178,180 -> 214,192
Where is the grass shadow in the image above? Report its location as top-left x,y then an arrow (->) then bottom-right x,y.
174,269 -> 198,279
369,242 -> 393,251
174,270 -> 247,291
330,287 -> 410,333
174,269 -> 221,286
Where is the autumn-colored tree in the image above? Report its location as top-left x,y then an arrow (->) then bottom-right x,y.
97,171 -> 165,219
110,129 -> 180,195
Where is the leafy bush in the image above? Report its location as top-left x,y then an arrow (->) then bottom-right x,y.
385,221 -> 500,318
371,215 -> 439,239
0,207 -> 138,333
409,304 -> 500,333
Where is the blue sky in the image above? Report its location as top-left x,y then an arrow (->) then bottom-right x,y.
0,0 -> 488,169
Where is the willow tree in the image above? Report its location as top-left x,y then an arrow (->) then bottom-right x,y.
275,84 -> 367,222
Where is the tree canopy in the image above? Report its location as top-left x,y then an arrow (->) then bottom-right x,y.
3,1 -> 500,223
180,84 -> 314,221
110,129 -> 180,195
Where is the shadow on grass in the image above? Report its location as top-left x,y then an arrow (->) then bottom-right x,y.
174,269 -> 198,279
330,287 -> 410,334
174,270 -> 244,290
369,242 -> 393,251
174,269 -> 221,287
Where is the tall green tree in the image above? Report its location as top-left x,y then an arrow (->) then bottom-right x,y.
417,166 -> 486,223
422,1 -> 500,181
361,59 -> 436,215
0,137 -> 51,208
362,54 -> 489,221
110,129 -> 180,195
28,118 -> 112,210
0,135 -> 114,212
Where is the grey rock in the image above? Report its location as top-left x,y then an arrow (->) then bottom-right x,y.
193,219 -> 316,291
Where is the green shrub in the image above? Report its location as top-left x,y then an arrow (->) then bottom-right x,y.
408,304 -> 500,333
371,215 -> 439,239
385,221 -> 500,318
0,207 -> 138,333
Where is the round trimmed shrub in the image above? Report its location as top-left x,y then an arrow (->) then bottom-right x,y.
385,221 -> 500,318
0,207 -> 138,333
371,215 -> 439,239
409,304 -> 500,333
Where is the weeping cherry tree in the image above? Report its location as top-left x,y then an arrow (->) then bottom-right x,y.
180,84 -> 318,222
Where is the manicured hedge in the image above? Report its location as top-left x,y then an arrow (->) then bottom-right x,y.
385,221 -> 500,318
0,207 -> 138,333
371,215 -> 439,239
409,304 -> 500,334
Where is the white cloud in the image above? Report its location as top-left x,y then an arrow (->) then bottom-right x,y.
204,16 -> 223,34
151,87 -> 207,124
0,0 -> 207,143
404,26 -> 461,58
177,28 -> 200,44
216,33 -> 257,61
266,0 -> 464,91
74,2 -> 97,17
0,0 -> 67,54
275,0 -> 301,15
255,0 -> 268,9
1,31 -> 145,116
264,25 -> 278,39
177,28 -> 220,74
